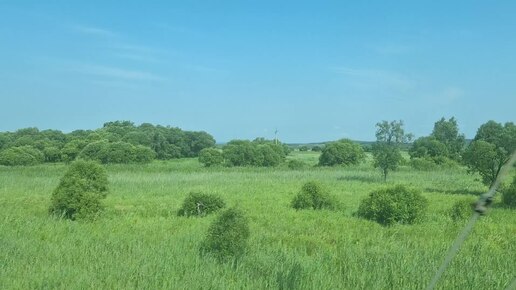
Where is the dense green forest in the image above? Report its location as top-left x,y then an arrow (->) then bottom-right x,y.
0,121 -> 215,166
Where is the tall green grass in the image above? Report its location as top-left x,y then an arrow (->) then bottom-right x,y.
1,152 -> 515,289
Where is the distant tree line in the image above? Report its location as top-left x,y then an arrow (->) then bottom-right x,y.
310,117 -> 515,184
199,138 -> 290,167
0,121 -> 215,166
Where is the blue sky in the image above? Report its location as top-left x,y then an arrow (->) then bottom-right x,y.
0,1 -> 515,143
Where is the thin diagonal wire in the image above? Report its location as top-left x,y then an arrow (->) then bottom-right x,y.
426,151 -> 516,290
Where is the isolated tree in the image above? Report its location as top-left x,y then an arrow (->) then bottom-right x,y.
49,160 -> 108,220
318,139 -> 365,166
463,121 -> 516,186
375,120 -> 413,144
430,117 -> 466,160
372,142 -> 403,181
372,120 -> 411,181
199,148 -> 224,167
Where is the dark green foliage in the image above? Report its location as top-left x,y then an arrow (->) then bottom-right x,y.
463,140 -> 501,186
311,145 -> 322,152
502,176 -> 516,208
409,157 -> 438,171
177,192 -> 225,217
200,208 -> 250,262
463,121 -> 516,186
258,144 -> 282,167
291,181 -> 336,210
372,142 -> 402,181
410,156 -> 459,171
78,141 -> 155,164
287,159 -> 307,170
198,148 -> 224,167
49,160 -> 108,220
61,139 -> 88,162
42,146 -> 61,162
299,146 -> 309,152
223,140 -> 260,166
318,139 -> 365,166
357,185 -> 428,226
0,146 -> 44,166
409,137 -> 448,160
133,145 -> 156,163
0,121 -> 215,166
223,139 -> 285,167
449,199 -> 474,221
430,117 -> 466,161
372,120 -> 411,181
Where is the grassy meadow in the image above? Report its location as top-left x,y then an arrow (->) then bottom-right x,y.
1,151 -> 515,289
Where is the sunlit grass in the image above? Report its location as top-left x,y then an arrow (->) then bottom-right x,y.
1,152 -> 515,289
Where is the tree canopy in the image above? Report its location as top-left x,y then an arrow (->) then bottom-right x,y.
0,121 -> 216,165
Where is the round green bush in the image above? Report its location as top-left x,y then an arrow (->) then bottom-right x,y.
287,159 -> 307,170
291,181 -> 336,210
318,139 -> 365,166
357,185 -> 428,226
177,192 -> 226,217
502,176 -> 516,208
198,148 -> 224,167
449,198 -> 474,221
49,160 -> 109,220
200,207 -> 250,262
0,146 -> 44,166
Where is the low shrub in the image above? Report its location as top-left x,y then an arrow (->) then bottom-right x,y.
410,157 -> 438,171
291,181 -> 336,210
449,198 -> 474,221
0,146 -> 44,166
49,160 -> 108,220
502,176 -> 516,208
357,185 -> 428,226
198,148 -> 224,167
200,207 -> 250,262
287,159 -> 307,170
318,139 -> 365,166
177,192 -> 225,217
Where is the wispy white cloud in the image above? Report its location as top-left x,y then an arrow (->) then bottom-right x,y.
332,67 -> 416,92
73,64 -> 165,82
73,25 -> 117,38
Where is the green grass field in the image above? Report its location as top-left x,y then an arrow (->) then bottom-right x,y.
1,152 -> 515,289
